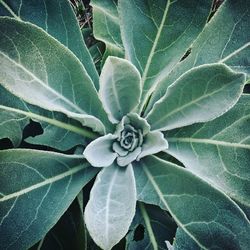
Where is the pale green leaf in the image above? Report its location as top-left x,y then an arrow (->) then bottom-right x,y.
133,156 -> 250,249
0,17 -> 111,133
146,64 -> 245,131
165,94 -> 250,210
91,0 -> 124,60
147,0 -> 250,114
126,203 -> 176,250
119,0 -> 213,110
0,86 -> 97,150
84,134 -> 117,167
0,149 -> 98,250
84,163 -> 136,250
138,131 -> 168,160
99,56 -> 141,123
0,0 -> 99,88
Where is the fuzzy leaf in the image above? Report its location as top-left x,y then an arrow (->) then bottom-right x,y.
0,17 -> 111,133
146,64 -> 245,131
165,94 -> 250,210
147,0 -> 250,114
0,0 -> 99,88
91,0 -> 124,60
84,134 -> 117,167
119,0 -> 213,109
99,56 -> 141,123
134,156 -> 250,249
138,131 -> 168,160
85,164 -> 136,250
0,149 -> 98,250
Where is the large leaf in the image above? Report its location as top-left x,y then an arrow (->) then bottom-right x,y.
91,0 -> 124,61
84,163 -> 136,250
99,56 -> 142,123
133,156 -> 250,249
165,94 -> 250,210
31,199 -> 86,250
119,0 -> 213,110
0,0 -> 99,88
147,0 -> 250,114
146,64 -> 245,131
0,149 -> 98,250
126,203 -> 176,250
0,17 -> 112,133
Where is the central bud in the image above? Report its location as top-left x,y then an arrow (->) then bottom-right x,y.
112,113 -> 150,167
119,125 -> 143,151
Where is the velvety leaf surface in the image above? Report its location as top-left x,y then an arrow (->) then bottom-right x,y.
0,17 -> 111,133
133,156 -> 250,249
84,134 -> 117,167
165,94 -> 250,210
126,203 -> 176,250
0,86 -> 91,151
147,0 -> 250,114
173,228 -> 200,250
0,0 -> 99,88
99,56 -> 141,123
91,0 -> 124,60
0,149 -> 98,250
85,164 -> 136,250
146,64 -> 245,131
119,0 -> 213,109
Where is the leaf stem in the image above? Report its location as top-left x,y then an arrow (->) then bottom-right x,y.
0,0 -> 21,20
139,202 -> 158,250
0,105 -> 99,139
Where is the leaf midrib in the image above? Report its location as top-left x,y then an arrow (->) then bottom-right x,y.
168,137 -> 250,149
0,51 -> 85,114
0,164 -> 85,202
142,163 -> 207,250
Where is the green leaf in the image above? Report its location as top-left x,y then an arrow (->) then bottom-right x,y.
173,228 -> 200,250
119,0 -> 213,110
84,163 -> 136,250
146,64 -> 245,131
165,94 -> 250,210
84,134 -> 117,167
91,0 -> 124,60
0,17 -> 111,133
134,156 -> 250,249
137,131 -> 168,160
99,56 -> 142,123
126,203 -> 177,250
0,86 -> 97,150
147,0 -> 250,114
0,149 -> 98,250
0,0 -> 99,88
32,199 -> 86,250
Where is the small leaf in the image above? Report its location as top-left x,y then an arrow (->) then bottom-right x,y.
146,64 -> 245,131
99,56 -> 141,123
84,134 -> 117,167
134,156 -> 250,249
138,131 -> 168,160
165,94 -> 250,210
0,149 -> 98,250
85,164 -> 136,250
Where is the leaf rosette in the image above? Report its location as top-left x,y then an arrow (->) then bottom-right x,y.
0,1 -> 250,250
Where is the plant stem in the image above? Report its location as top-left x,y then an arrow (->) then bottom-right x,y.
139,202 -> 158,250
0,105 -> 99,139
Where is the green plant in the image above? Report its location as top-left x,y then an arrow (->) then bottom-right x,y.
0,0 -> 249,249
